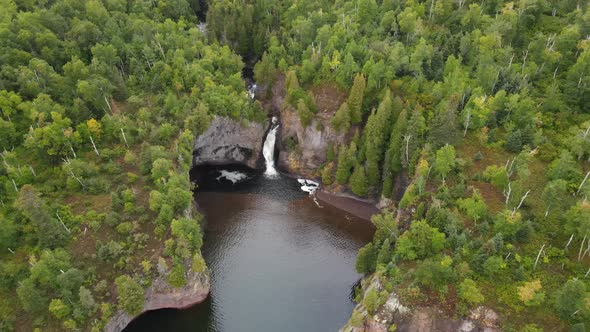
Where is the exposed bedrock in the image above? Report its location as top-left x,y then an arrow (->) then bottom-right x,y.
192,116 -> 268,169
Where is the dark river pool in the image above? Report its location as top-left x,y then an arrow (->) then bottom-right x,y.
123,165 -> 374,332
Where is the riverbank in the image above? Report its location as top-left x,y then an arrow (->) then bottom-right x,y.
315,190 -> 380,221
108,269 -> 210,332
108,201 -> 211,332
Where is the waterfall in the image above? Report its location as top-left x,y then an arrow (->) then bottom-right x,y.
263,117 -> 279,178
247,83 -> 257,100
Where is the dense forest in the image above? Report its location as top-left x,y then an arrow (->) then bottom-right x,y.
0,0 -> 262,330
1,0 -> 590,331
209,0 -> 590,330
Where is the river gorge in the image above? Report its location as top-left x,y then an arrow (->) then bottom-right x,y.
123,164 -> 374,332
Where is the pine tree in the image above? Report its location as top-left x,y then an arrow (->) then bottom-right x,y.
429,99 -> 460,148
364,90 -> 394,187
350,164 -> 368,197
356,242 -> 376,274
382,108 -> 408,198
336,143 -> 356,185
297,99 -> 313,127
321,163 -> 334,185
348,73 -> 366,124
402,108 -> 426,173
285,69 -> 300,92
504,129 -> 523,152
377,238 -> 392,265
332,102 -> 351,132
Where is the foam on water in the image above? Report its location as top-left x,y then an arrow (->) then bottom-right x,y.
216,170 -> 248,184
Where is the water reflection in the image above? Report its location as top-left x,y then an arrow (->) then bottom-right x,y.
124,166 -> 374,332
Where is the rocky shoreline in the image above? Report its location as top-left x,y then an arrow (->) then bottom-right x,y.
104,268 -> 210,332
105,202 -> 211,332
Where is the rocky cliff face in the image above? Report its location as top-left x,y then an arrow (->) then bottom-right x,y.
340,276 -> 500,332
271,78 -> 348,177
105,202 -> 210,332
193,116 -> 267,169
278,107 -> 346,177
104,267 -> 210,332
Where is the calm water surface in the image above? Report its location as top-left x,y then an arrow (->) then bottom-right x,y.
124,166 -> 374,332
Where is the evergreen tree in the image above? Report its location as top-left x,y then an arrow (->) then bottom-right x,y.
321,163 -> 334,185
402,108 -> 426,173
332,102 -> 351,133
376,238 -> 392,265
363,90 -> 394,187
297,99 -> 314,127
504,129 -> 523,152
348,73 -> 366,124
356,242 -> 377,274
336,142 -> 357,185
382,108 -> 408,198
350,164 -> 368,197
429,99 -> 460,148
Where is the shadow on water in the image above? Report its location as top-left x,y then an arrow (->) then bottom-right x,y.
124,165 -> 374,332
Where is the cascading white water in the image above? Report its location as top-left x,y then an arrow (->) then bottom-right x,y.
247,83 -> 257,100
263,117 -> 279,178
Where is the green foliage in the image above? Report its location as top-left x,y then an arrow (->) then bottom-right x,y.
321,163 -> 334,185
363,287 -> 380,315
171,217 -> 203,259
49,298 -> 70,320
115,275 -> 144,316
414,256 -> 456,294
168,264 -> 187,288
458,190 -> 488,223
192,253 -> 207,273
350,164 -> 368,197
356,242 -> 377,274
458,279 -> 484,306
348,74 -> 366,124
434,145 -> 456,184
382,108 -> 408,198
395,221 -> 446,261
336,143 -> 357,185
297,98 -> 314,127
15,184 -> 69,248
517,280 -> 545,307
332,102 -> 351,133
349,308 -> 364,327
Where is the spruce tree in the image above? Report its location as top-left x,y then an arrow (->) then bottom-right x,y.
402,108 -> 426,173
429,99 -> 460,148
505,129 -> 523,152
285,69 -> 300,92
321,163 -> 334,185
332,102 -> 351,132
364,90 -> 394,187
336,143 -> 356,185
348,73 -> 366,124
382,108 -> 408,198
356,242 -> 376,274
350,164 -> 368,197
377,238 -> 392,265
297,99 -> 313,127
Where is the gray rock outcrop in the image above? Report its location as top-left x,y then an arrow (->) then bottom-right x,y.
104,263 -> 210,332
340,276 -> 500,332
193,116 -> 267,169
